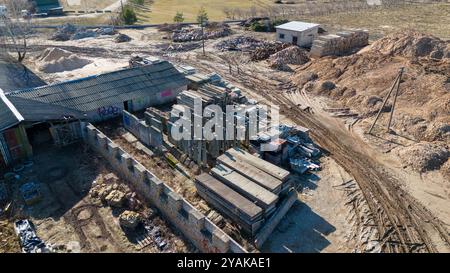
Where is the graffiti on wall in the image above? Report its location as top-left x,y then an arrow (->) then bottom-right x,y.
97,106 -> 121,118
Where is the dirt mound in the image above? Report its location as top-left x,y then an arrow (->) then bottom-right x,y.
398,142 -> 449,172
293,31 -> 449,140
268,46 -> 310,71
367,30 -> 449,59
36,48 -> 92,73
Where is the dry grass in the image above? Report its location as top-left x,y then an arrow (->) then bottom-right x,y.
302,3 -> 450,40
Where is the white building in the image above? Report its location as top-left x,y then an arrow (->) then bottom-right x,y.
275,21 -> 320,47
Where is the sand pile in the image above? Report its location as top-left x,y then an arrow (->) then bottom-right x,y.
293,31 -> 449,173
368,30 -> 449,59
398,142 -> 449,172
268,46 -> 310,71
36,48 -> 92,73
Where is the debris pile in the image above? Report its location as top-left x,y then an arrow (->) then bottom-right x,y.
90,173 -> 142,210
250,42 -> 290,61
35,47 -> 92,73
50,24 -> 121,41
310,29 -> 369,57
165,42 -> 202,52
50,23 -> 77,41
215,36 -> 268,52
115,33 -> 132,43
172,25 -> 231,42
119,210 -> 142,229
398,142 -> 449,172
14,220 -> 51,253
267,46 -> 310,71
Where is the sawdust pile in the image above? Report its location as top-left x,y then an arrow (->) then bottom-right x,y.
36,48 -> 92,73
268,46 -> 310,71
293,30 -> 449,173
398,142 -> 449,172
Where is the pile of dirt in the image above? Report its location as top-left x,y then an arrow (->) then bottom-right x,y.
293,31 -> 449,172
294,31 -> 449,136
172,25 -> 231,42
268,46 -> 310,71
35,48 -> 92,73
398,142 -> 449,172
367,30 -> 449,59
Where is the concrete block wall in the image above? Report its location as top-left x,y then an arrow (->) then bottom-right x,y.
81,122 -> 246,253
123,110 -> 163,150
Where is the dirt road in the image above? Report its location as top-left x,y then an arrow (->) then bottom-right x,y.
175,51 -> 450,253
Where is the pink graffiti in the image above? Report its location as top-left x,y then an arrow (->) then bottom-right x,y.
160,90 -> 173,98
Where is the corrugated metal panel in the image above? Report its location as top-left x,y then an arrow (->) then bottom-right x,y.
8,61 -> 188,112
0,91 -> 22,132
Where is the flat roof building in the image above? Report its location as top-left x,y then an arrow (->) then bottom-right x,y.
275,21 -> 320,47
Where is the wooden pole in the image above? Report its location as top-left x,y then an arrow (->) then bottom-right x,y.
367,69 -> 402,135
387,67 -> 404,132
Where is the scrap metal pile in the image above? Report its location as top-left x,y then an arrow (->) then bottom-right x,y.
250,124 -> 322,175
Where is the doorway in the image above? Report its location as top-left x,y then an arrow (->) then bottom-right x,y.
292,36 -> 298,45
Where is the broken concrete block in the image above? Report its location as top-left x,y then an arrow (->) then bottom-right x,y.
105,190 -> 126,207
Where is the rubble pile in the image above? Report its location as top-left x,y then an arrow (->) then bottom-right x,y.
268,46 -> 310,71
35,47 -> 92,73
50,23 -> 123,41
115,33 -> 132,43
310,29 -> 369,57
90,173 -> 142,210
119,210 -> 142,229
172,25 -> 231,42
215,36 -> 267,52
165,42 -> 202,52
50,23 -> 77,41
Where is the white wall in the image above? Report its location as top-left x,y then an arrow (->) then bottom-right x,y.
276,27 -> 319,47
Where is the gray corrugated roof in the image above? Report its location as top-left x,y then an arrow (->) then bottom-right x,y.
7,61 -> 188,112
0,90 -> 23,131
8,96 -> 86,122
275,21 -> 320,32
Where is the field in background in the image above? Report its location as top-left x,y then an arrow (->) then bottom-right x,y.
303,3 -> 450,40
136,0 -> 272,24
60,0 -> 117,11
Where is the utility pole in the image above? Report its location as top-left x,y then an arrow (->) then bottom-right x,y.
367,67 -> 404,135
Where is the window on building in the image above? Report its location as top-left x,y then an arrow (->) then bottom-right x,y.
279,33 -> 285,39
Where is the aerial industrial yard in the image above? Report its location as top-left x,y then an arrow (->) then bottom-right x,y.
0,0 -> 449,256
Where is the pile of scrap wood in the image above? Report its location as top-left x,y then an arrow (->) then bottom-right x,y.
267,46 -> 310,71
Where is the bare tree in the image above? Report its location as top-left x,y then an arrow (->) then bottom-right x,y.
0,0 -> 33,62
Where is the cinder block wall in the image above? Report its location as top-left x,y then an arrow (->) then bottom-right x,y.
123,111 -> 163,149
81,122 -> 246,253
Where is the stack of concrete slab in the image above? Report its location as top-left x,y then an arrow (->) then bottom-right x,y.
195,147 -> 293,236
211,164 -> 278,214
195,173 -> 264,235
310,29 -> 369,57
